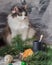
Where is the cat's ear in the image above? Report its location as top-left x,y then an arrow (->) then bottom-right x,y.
11,6 -> 19,14
24,4 -> 28,10
23,4 -> 28,11
14,6 -> 19,12
23,4 -> 32,14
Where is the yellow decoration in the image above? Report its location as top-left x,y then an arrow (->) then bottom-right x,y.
22,49 -> 33,59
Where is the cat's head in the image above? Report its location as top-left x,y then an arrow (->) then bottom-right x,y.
10,5 -> 28,19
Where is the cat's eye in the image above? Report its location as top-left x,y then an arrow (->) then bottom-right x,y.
18,13 -> 22,16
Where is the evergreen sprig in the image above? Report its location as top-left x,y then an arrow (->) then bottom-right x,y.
0,35 -> 52,65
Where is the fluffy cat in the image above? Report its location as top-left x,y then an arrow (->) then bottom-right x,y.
7,5 -> 36,44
